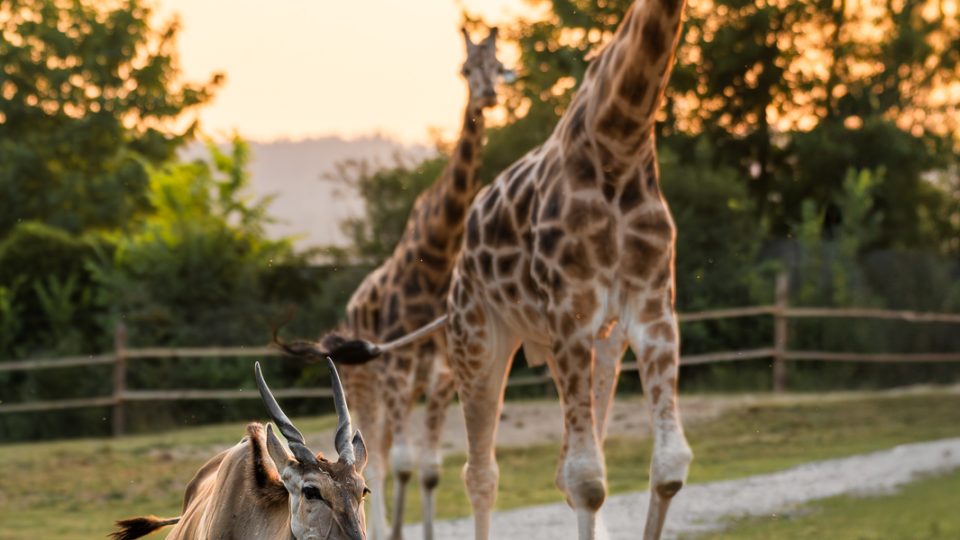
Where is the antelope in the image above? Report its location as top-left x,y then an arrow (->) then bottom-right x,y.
111,359 -> 370,540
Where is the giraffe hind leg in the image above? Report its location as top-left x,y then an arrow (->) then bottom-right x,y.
381,351 -> 418,540
342,364 -> 390,540
418,362 -> 456,540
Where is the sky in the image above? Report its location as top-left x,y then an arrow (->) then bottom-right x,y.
158,0 -> 535,144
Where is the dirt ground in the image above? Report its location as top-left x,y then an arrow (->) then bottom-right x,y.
301,384 -> 960,457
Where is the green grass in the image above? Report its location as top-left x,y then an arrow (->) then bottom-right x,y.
694,468 -> 960,539
0,416 -> 337,540
418,391 -> 960,521
1,391 -> 958,540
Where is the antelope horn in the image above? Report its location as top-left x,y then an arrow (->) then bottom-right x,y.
254,362 -> 318,465
326,357 -> 356,464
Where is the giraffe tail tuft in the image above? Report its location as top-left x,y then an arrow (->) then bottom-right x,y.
322,333 -> 383,364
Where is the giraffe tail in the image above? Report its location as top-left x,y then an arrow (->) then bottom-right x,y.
273,315 -> 448,365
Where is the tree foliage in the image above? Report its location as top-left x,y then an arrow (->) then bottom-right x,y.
334,1 -> 960,393
93,138 -> 297,346
492,0 -> 960,247
0,0 -> 222,236
0,221 -> 108,356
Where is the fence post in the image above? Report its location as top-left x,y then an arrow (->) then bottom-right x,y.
772,272 -> 789,393
112,323 -> 127,437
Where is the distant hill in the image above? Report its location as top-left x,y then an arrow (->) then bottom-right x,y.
183,135 -> 432,251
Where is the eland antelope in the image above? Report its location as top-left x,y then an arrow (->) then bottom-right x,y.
110,359 -> 369,540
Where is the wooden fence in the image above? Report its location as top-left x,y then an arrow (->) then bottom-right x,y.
2,273 -> 959,436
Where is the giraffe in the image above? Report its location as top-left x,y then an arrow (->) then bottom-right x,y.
336,27 -> 510,540
283,1 -> 690,536
439,0 -> 692,538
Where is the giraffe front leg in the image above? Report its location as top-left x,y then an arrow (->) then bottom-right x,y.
552,333 -> 606,540
382,352 -> 418,540
418,360 -> 456,540
628,310 -> 693,540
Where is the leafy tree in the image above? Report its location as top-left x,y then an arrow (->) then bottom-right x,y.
0,283 -> 22,354
92,137 -> 295,346
492,0 -> 960,250
0,221 -> 107,357
0,0 -> 222,236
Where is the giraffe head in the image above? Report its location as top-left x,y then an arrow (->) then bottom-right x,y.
461,27 -> 513,109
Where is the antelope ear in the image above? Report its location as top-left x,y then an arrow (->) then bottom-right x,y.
266,424 -> 294,472
352,430 -> 368,473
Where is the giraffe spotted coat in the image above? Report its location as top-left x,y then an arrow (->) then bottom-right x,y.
444,1 -> 692,539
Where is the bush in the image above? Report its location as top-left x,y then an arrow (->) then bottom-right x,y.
0,221 -> 111,357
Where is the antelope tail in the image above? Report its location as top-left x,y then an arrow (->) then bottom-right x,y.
275,315 -> 449,365
110,516 -> 180,540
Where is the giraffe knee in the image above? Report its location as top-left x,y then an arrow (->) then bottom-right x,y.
562,457 -> 607,511
390,444 -> 416,477
651,437 -> 693,488
570,477 -> 607,511
421,469 -> 441,491
463,461 -> 499,507
420,453 -> 442,491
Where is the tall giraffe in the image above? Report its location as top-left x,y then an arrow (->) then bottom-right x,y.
441,0 -> 691,538
286,1 -> 689,536
337,27 -> 509,540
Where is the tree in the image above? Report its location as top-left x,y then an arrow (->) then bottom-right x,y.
491,0 -> 959,250
0,0 -> 222,236
0,221 -> 108,356
93,137 -> 296,346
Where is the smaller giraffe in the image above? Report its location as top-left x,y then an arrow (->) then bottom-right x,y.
332,27 -> 509,540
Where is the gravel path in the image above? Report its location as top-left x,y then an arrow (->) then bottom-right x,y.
403,437 -> 960,539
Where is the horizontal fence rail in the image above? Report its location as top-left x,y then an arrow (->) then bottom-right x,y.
0,353 -> 116,373
2,273 -> 958,435
783,307 -> 960,323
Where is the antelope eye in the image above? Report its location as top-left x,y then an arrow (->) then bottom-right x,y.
303,486 -> 323,501
362,487 -> 371,497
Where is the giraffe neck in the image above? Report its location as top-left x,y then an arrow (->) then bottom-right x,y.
568,0 -> 687,159
404,100 -> 486,273
448,101 -> 486,200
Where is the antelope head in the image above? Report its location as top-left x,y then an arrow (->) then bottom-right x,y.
255,361 -> 369,540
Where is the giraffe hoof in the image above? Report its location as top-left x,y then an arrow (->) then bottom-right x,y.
656,480 -> 683,499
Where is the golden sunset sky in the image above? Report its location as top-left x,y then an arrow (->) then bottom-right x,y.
158,0 -> 535,144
